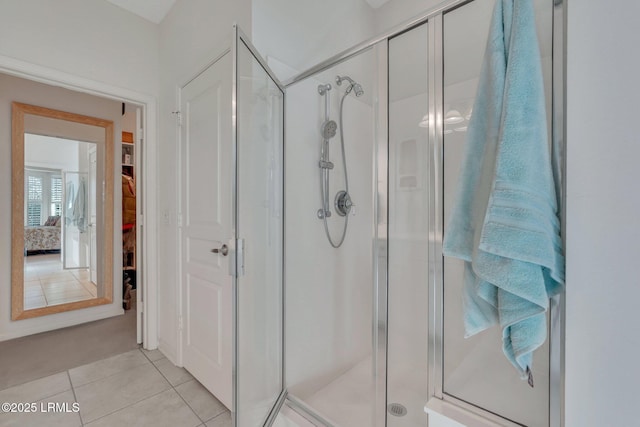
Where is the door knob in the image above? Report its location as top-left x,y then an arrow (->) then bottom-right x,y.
211,244 -> 228,256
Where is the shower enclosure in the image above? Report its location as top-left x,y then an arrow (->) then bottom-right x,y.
228,0 -> 564,425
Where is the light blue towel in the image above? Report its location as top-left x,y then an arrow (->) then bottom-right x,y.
443,0 -> 564,384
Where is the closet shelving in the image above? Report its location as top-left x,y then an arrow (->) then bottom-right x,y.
122,131 -> 135,272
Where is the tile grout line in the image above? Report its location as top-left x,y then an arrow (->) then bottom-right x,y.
129,348 -> 229,425
139,346 -> 156,363
0,348 -> 147,394
81,388 -> 171,426
71,350 -> 167,425
141,348 -> 230,425
204,409 -> 231,425
67,370 -> 85,426
0,372 -> 71,402
142,348 -> 230,424
68,356 -> 150,389
76,351 -> 171,425
145,349 -> 206,425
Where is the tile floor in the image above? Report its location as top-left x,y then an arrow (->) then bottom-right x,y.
24,254 -> 96,310
0,348 -> 231,427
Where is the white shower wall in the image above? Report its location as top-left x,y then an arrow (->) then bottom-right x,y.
285,56 -> 377,400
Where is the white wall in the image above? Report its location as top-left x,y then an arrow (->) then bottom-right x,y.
252,0 -> 376,82
25,135 -> 80,172
373,0 -> 442,33
565,0 -> 640,426
156,0 -> 251,362
0,73 -> 123,341
121,108 -> 137,135
0,0 -> 159,96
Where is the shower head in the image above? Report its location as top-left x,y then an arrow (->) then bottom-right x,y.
335,75 -> 354,86
335,75 -> 364,97
321,120 -> 337,139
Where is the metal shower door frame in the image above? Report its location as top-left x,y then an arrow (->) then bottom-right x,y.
231,25 -> 288,427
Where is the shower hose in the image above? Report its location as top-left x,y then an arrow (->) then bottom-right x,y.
320,88 -> 351,248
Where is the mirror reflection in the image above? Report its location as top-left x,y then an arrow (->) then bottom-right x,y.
12,102 -> 114,320
23,135 -> 98,309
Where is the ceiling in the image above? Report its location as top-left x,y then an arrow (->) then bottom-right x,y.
105,0 -> 177,24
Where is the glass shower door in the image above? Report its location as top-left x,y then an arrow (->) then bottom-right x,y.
387,22 -> 430,427
233,27 -> 285,427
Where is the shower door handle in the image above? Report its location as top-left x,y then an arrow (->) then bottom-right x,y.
211,244 -> 229,256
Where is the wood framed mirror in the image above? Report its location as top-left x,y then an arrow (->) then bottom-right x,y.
12,102 -> 114,320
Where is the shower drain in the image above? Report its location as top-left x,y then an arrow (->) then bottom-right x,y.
387,403 -> 408,417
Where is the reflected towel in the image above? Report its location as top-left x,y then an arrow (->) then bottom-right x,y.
442,0 -> 564,382
73,178 -> 87,232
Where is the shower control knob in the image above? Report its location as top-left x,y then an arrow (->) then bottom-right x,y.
335,191 -> 353,217
211,244 -> 229,256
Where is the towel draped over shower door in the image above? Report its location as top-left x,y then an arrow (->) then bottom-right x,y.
442,0 -> 565,385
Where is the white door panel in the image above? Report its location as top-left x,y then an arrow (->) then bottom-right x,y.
180,52 -> 233,410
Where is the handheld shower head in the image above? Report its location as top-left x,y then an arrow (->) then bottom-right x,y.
321,120 -> 337,139
335,75 -> 364,97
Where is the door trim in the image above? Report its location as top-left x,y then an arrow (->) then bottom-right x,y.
0,53 -> 159,348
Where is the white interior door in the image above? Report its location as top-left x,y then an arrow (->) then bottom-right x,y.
179,52 -> 233,409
